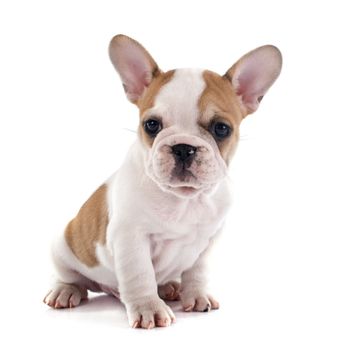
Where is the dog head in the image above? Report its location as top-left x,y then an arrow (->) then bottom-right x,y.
109,35 -> 282,198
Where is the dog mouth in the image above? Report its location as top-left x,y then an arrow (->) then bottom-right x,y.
153,157 -> 219,197
168,166 -> 201,196
167,184 -> 200,197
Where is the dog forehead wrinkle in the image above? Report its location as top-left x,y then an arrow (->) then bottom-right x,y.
153,68 -> 206,130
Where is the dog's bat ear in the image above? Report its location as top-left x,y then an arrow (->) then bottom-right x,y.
224,45 -> 282,115
109,34 -> 160,104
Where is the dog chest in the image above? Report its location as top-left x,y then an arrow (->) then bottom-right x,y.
149,220 -> 217,284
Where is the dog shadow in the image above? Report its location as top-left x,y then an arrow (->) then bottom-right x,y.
45,293 -> 209,328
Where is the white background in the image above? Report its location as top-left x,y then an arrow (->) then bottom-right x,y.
0,0 -> 349,349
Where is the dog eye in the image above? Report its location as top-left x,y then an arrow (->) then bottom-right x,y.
211,121 -> 232,140
144,119 -> 162,136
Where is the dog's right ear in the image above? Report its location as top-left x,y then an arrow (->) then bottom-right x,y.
109,34 -> 160,104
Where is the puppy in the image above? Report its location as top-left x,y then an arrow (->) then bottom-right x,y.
44,34 -> 282,329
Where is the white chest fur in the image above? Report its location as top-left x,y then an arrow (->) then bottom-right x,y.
148,194 -> 227,284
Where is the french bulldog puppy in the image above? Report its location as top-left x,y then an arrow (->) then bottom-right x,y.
44,34 -> 282,329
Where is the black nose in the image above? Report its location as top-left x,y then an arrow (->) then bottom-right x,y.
171,144 -> 197,162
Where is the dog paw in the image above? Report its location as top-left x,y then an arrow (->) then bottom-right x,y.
180,290 -> 219,312
126,296 -> 176,329
43,282 -> 88,309
158,281 -> 180,301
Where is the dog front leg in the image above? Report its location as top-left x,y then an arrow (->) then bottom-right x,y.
113,232 -> 175,329
180,239 -> 220,312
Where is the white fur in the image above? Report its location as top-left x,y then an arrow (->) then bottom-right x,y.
150,68 -> 206,131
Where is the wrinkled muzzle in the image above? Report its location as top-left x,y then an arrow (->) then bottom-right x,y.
146,134 -> 227,197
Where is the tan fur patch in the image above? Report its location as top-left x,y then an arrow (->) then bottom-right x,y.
65,184 -> 108,267
199,71 -> 244,163
137,70 -> 175,147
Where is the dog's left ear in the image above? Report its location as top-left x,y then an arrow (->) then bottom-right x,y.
225,45 -> 282,115
109,34 -> 160,104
